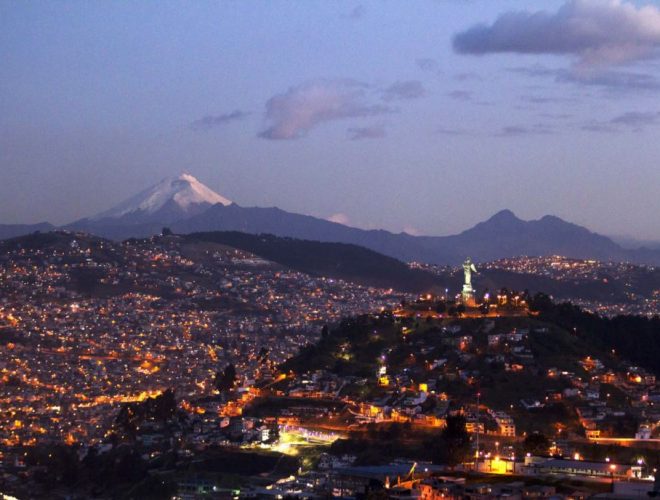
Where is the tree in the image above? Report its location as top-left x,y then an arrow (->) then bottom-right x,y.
149,388 -> 176,421
161,227 -> 173,236
523,432 -> 550,456
215,363 -> 237,392
257,347 -> 269,363
529,292 -> 553,312
431,415 -> 470,467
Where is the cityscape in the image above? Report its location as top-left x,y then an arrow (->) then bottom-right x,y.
2,1 -> 660,499
416,256 -> 660,318
0,233 -> 407,448
0,230 -> 658,498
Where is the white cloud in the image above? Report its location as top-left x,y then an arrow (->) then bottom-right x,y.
327,213 -> 351,225
259,79 -> 392,140
454,0 -> 660,69
402,225 -> 422,236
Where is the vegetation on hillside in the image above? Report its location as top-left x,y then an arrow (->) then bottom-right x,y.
185,231 -> 446,293
530,293 -> 660,375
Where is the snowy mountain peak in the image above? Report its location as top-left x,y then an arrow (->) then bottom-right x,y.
92,173 -> 231,220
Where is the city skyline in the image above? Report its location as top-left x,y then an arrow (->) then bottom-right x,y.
2,0 -> 660,240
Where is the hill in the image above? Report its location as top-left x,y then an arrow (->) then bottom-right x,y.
183,231 -> 447,293
280,296 -> 659,446
0,222 -> 54,241
4,229 -> 657,304
530,294 -> 660,376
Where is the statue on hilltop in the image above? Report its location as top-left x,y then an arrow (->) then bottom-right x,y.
462,257 -> 477,305
463,257 -> 477,290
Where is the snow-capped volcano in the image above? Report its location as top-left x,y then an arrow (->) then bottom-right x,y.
91,173 -> 232,221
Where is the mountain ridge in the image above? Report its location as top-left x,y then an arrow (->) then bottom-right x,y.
0,222 -> 55,241
3,174 -> 660,266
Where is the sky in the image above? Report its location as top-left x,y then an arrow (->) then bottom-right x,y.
2,0 -> 660,240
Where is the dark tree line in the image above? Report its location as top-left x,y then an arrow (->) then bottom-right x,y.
429,415 -> 471,467
114,389 -> 177,438
530,293 -> 660,375
215,363 -> 237,392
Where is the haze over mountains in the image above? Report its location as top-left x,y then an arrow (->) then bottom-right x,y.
2,173 -> 660,266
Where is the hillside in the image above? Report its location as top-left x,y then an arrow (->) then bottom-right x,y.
5,229 -> 656,304
279,297 -> 659,448
183,231 -> 447,293
0,222 -> 54,241
530,295 -> 660,375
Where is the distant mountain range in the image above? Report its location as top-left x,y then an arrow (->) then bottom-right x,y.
0,222 -> 54,241
2,173 -> 660,266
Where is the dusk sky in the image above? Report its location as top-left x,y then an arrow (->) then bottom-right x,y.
2,0 -> 660,240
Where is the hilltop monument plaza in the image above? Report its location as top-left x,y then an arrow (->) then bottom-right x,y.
462,257 -> 478,306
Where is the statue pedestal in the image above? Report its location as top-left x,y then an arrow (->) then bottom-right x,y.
462,285 -> 477,307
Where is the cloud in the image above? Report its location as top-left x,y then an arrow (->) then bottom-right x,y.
496,124 -> 554,136
381,80 -> 426,101
507,64 -> 565,79
327,213 -> 351,225
436,127 -> 472,136
583,111 -> 660,132
521,95 -> 578,105
416,58 -> 440,73
454,72 -> 483,82
581,123 -> 617,133
402,225 -> 422,236
454,0 -> 660,69
499,126 -> 530,136
539,112 -> 574,120
447,90 -> 472,101
259,79 -> 393,140
190,110 -> 249,131
509,64 -> 660,91
347,125 -> 386,140
343,5 -> 365,20
573,70 -> 660,90
610,111 -> 660,127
